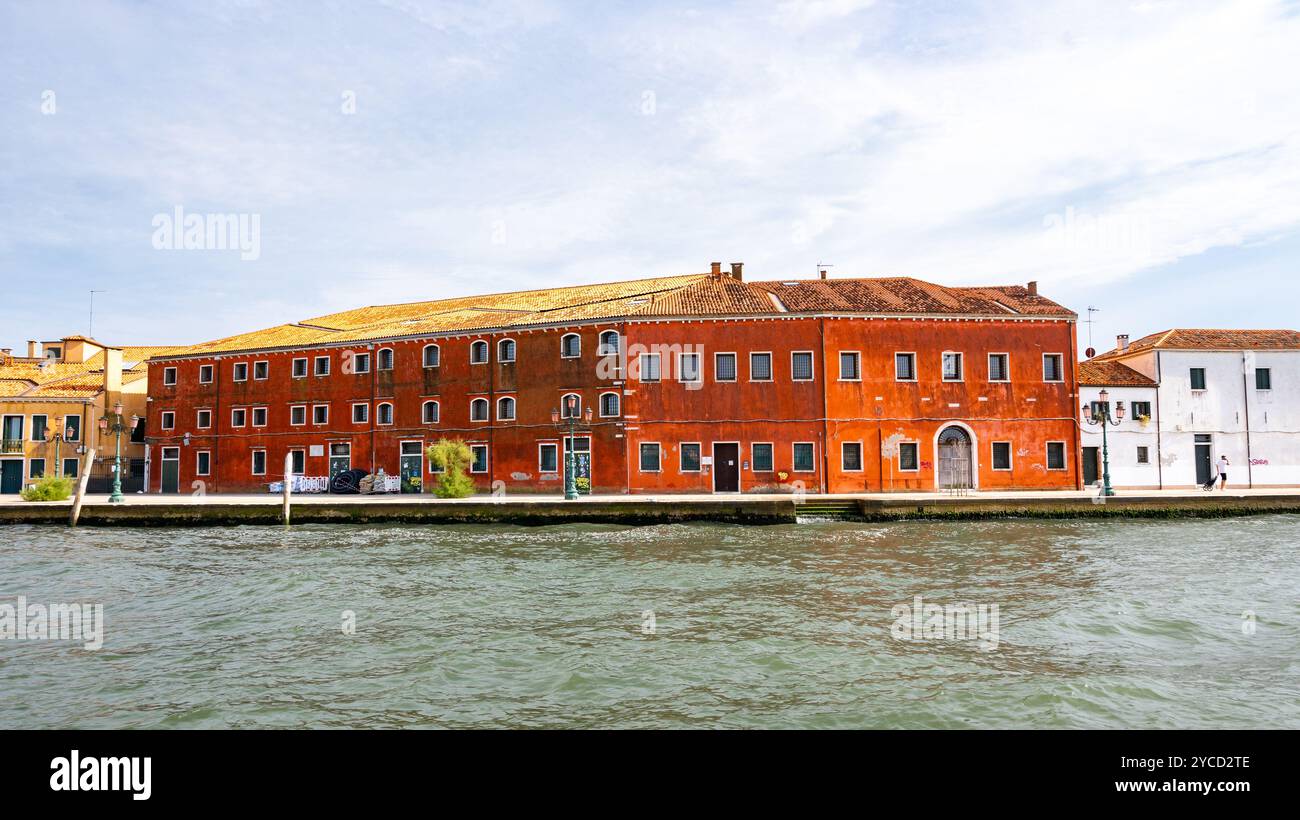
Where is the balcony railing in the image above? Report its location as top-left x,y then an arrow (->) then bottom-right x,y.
1,438 -> 24,454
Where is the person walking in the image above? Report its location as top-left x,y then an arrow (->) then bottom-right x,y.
1216,455 -> 1230,491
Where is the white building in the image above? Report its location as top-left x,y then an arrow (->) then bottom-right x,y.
1081,329 -> 1300,489
1078,358 -> 1159,489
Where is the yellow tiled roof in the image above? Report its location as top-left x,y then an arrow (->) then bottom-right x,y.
0,343 -> 170,400
173,271 -> 1076,357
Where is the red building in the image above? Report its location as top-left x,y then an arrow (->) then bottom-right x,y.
144,264 -> 1080,494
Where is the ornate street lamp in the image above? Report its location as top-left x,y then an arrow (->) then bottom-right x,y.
1082,388 -> 1124,497
98,400 -> 138,504
43,421 -> 67,477
551,395 -> 594,501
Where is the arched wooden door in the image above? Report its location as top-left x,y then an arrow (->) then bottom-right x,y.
937,426 -> 973,490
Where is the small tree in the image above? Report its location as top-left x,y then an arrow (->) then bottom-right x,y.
21,475 -> 74,502
425,438 -> 476,498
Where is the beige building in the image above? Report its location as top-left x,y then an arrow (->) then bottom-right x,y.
0,336 -> 187,494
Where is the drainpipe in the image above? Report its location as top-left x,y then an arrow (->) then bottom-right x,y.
369,348 -> 377,475
1154,352 -> 1163,490
818,317 -> 829,495
1069,319 -> 1082,490
1242,351 -> 1253,488
213,357 -> 222,494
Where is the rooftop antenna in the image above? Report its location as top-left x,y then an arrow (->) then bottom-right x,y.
816,262 -> 834,280
89,290 -> 104,337
1085,306 -> 1100,350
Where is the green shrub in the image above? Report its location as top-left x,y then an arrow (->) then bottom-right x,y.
21,475 -> 74,502
425,439 -> 476,498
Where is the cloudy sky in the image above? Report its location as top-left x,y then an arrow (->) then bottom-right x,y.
3,0 -> 1298,353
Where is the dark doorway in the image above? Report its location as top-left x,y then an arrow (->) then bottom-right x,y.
0,460 -> 22,494
1194,435 -> 1213,486
1082,446 -> 1099,485
713,443 -> 739,492
161,447 -> 180,493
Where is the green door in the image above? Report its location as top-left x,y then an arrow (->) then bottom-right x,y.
565,436 -> 592,495
161,447 -> 180,493
400,442 -> 423,493
0,460 -> 22,494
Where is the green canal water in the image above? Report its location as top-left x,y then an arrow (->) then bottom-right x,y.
2,516 -> 1298,729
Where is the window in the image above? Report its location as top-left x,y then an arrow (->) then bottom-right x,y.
561,333 -> 581,358
196,451 -> 211,476
252,407 -> 268,427
988,353 -> 1009,382
793,442 -> 815,472
233,362 -> 248,382
898,442 -> 919,471
839,352 -> 861,381
895,352 -> 916,381
470,340 -> 489,364
289,449 -> 305,475
942,352 -> 963,381
253,361 -> 269,380
791,352 -> 814,381
199,364 -> 214,383
422,401 -> 439,424
470,398 -> 489,421
312,405 -> 328,424
599,392 -> 620,417
498,339 -> 516,363
598,330 -> 620,356
752,443 -> 774,472
314,356 -> 330,376
352,403 -> 369,424
639,353 -> 661,382
377,403 -> 393,425
63,458 -> 78,478
290,406 -> 306,426
231,408 -> 246,428
560,394 -> 582,419
992,442 -> 1011,471
1131,401 -> 1152,420
1256,368 -> 1272,390
470,444 -> 488,473
251,450 -> 267,476
1043,354 -> 1064,383
163,367 -> 177,386
750,352 -> 772,381
160,411 -> 175,430
29,458 -> 45,478
197,409 -> 212,429
63,416 -> 80,442
423,344 -> 440,368
378,348 -> 394,371
715,353 -> 737,382
352,352 -> 371,374
31,415 -> 47,440
1137,446 -> 1150,465
539,443 -> 559,473
292,358 -> 307,378
842,442 -> 863,471
678,352 -> 701,383
680,443 -> 701,472
1046,442 -> 1066,470
1189,367 -> 1206,391
497,397 -> 515,421
639,443 -> 661,472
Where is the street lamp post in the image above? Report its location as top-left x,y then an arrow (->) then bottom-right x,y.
551,396 -> 594,501
43,421 -> 66,477
1082,388 -> 1124,497
97,400 -> 138,504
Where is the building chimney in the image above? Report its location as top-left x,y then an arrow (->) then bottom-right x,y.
27,340 -> 38,358
1117,334 -> 1130,352
730,262 -> 743,281
1027,281 -> 1038,296
710,261 -> 722,277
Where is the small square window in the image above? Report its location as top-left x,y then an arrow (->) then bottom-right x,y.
988,354 -> 1009,382
199,364 -> 214,384
842,442 -> 862,471
899,442 -> 919,471
312,405 -> 329,424
252,407 -> 267,427
639,443 -> 661,472
1255,368 -> 1271,390
639,354 -> 661,382
231,408 -> 246,427
1137,446 -> 1150,464
196,451 -> 211,476
1047,442 -> 1066,470
791,352 -> 814,382
160,411 -> 175,430
290,450 -> 305,475
253,361 -> 269,380
793,442 -> 815,472
678,352 -> 701,383
378,349 -> 394,370
895,353 -> 916,381
715,353 -> 737,382
196,409 -> 212,429
251,450 -> 266,476
290,406 -> 307,426
233,362 -> 248,382
539,443 -> 558,473
470,444 -> 489,474
29,458 -> 45,479
750,352 -> 772,381
752,443 -> 774,472
680,443 -> 701,472
163,367 -> 177,386
352,352 -> 371,374
992,442 -> 1011,470
352,404 -> 369,423
314,356 -> 330,376
1190,367 -> 1206,391
839,352 -> 860,381
292,358 -> 308,378
942,352 -> 963,381
1043,354 -> 1064,383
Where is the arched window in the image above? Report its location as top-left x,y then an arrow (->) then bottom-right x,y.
422,400 -> 439,424
561,393 -> 582,419
598,330 -> 620,356
470,398 -> 489,421
377,403 -> 394,425
560,333 -> 581,358
423,344 -> 440,368
498,339 -> 516,363
470,340 -> 489,364
497,396 -> 516,420
378,348 -> 394,371
599,391 -> 620,417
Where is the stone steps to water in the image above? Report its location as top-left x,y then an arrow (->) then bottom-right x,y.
794,500 -> 861,521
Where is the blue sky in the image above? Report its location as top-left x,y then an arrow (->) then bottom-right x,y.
2,0 -> 1298,353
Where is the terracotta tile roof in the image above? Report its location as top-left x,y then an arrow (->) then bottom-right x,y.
1096,328 -> 1300,359
174,272 -> 1074,356
0,342 -> 169,399
1078,359 -> 1156,387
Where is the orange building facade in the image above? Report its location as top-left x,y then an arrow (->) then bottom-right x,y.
143,267 -> 1081,495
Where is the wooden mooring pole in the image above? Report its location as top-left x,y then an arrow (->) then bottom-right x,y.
68,448 -> 97,527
